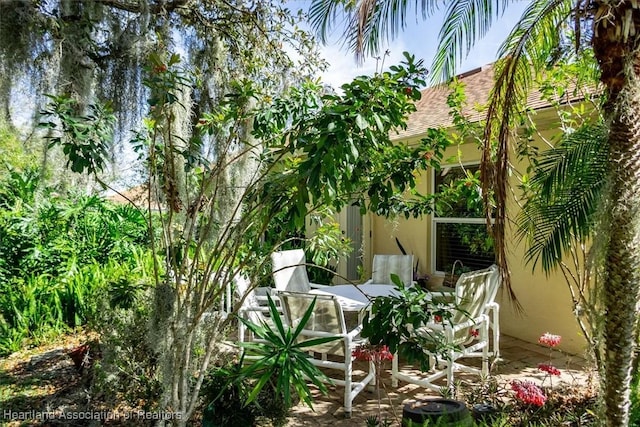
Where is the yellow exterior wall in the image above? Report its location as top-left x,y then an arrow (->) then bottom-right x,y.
364,116 -> 588,355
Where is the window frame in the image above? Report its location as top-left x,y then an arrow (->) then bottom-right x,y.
430,161 -> 494,275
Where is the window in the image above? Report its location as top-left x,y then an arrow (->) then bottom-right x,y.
431,164 -> 495,275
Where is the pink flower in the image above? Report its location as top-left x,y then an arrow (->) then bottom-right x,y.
538,363 -> 561,376
352,344 -> 393,362
510,380 -> 547,407
538,333 -> 561,348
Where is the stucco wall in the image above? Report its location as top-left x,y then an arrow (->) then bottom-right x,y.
364,124 -> 589,356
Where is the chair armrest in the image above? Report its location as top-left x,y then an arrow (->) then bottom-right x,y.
346,323 -> 363,339
428,290 -> 456,306
362,278 -> 373,285
428,288 -> 455,297
246,287 -> 282,311
239,306 -> 270,314
423,314 -> 488,333
486,302 -> 499,311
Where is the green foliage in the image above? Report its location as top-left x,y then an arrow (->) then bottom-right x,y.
435,167 -> 494,260
261,208 -> 350,286
0,165 -> 40,208
517,123 -> 608,272
435,169 -> 484,219
38,50 -> 456,421
39,95 -> 115,175
0,3 -> 458,423
88,251 -> 159,407
361,275 -> 460,372
0,192 -> 148,279
514,50 -> 606,273
201,360 -> 292,427
0,168 -> 151,355
306,262 -> 337,285
237,295 -> 339,411
0,264 -> 89,354
253,52 -> 451,226
201,362 -> 258,427
0,121 -> 41,210
91,281 -> 161,409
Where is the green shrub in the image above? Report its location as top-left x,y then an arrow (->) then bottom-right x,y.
201,358 -> 295,427
0,260 -> 137,355
0,174 -> 152,354
90,271 -> 160,409
201,362 -> 258,427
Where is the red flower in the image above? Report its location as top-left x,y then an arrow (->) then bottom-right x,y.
433,315 -> 442,323
539,333 -> 561,348
470,329 -> 479,338
538,363 -> 561,376
404,87 -> 412,95
510,380 -> 547,407
153,64 -> 168,73
352,344 -> 393,362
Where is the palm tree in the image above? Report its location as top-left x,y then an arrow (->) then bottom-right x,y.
517,121 -> 608,372
309,1 -> 640,425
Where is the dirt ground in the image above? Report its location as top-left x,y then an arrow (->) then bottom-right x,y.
0,334 -> 595,426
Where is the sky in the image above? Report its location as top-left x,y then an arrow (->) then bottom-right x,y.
288,1 -> 531,89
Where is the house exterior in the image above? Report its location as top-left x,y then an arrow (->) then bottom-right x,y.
350,64 -> 591,355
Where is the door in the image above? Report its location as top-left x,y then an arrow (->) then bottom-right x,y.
345,204 -> 363,281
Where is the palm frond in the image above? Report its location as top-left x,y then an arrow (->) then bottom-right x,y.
309,0 -> 439,62
517,123 -> 608,272
482,0 -> 570,306
431,0 -> 512,83
308,0 -> 353,45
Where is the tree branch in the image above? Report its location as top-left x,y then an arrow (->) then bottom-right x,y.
96,0 -> 190,14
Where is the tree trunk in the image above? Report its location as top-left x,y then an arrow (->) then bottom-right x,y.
601,87 -> 640,426
593,4 -> 640,424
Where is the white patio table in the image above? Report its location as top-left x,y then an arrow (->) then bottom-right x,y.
308,283 -> 400,312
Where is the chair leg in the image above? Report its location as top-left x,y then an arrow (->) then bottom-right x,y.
238,316 -> 246,342
391,353 -> 399,387
482,324 -> 490,377
344,342 -> 353,416
492,305 -> 500,359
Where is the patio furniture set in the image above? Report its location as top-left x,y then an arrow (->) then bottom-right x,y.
235,249 -> 501,417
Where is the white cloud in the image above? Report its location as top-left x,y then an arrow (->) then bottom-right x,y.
318,39 -> 408,90
308,1 -> 529,88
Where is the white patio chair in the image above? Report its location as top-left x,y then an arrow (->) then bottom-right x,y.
365,254 -> 414,286
235,274 -> 281,342
278,290 -> 375,418
237,249 -> 327,342
391,264 -> 501,391
271,249 -> 328,292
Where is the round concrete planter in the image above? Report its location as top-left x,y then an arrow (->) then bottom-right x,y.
401,398 -> 472,426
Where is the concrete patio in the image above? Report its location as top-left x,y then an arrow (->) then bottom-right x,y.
285,335 -> 595,426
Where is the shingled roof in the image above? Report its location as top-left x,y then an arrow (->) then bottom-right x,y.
392,63 -> 577,141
